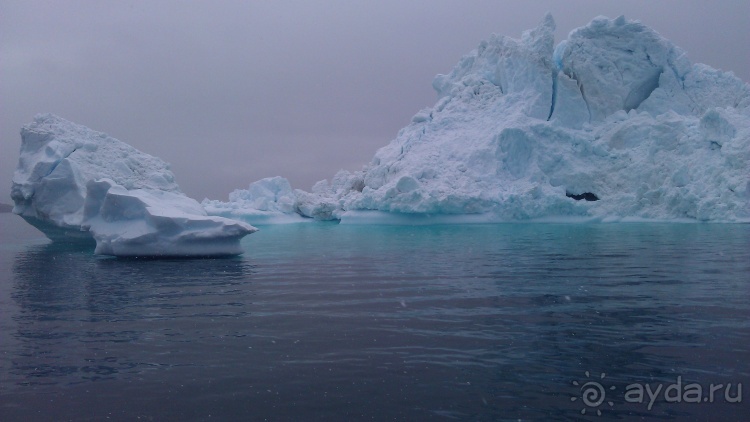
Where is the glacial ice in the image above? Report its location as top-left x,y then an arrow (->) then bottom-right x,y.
202,177 -> 309,224
11,114 -> 257,256
209,14 -> 750,223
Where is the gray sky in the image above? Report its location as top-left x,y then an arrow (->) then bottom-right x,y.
2,0 -> 748,203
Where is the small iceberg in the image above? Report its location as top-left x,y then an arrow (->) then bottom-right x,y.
11,114 -> 257,257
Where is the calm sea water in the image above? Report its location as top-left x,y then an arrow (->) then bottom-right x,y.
0,213 -> 748,421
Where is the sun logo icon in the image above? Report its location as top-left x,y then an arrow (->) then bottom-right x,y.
571,371 -> 616,416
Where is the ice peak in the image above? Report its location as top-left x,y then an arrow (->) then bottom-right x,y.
431,13 -> 556,119
522,12 -> 555,54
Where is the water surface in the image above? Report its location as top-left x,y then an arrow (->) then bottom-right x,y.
1,214 -> 748,420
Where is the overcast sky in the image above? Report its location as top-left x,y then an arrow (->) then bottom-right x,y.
2,0 -> 748,203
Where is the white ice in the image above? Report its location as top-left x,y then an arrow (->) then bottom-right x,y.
11,114 -> 257,256
202,177 -> 309,224
209,14 -> 750,223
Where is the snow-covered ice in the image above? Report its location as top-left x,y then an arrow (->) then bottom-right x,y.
11,114 -> 257,256
209,14 -> 750,223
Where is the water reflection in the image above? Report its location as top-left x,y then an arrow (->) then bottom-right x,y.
9,242 -> 255,386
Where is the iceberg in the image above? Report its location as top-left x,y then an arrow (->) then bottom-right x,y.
209,14 -> 750,223
202,177 -> 309,224
11,114 -> 257,256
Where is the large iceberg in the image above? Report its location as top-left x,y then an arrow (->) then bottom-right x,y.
11,114 -> 257,256
208,14 -> 750,223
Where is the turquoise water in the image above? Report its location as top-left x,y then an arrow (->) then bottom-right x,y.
0,213 -> 748,421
